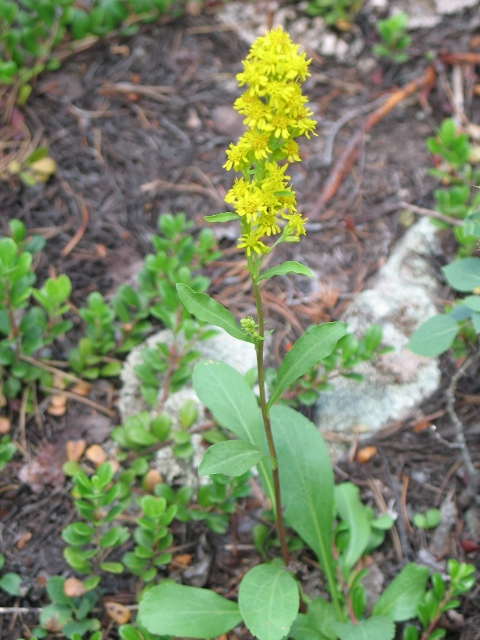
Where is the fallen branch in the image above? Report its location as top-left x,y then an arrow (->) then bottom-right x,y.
398,201 -> 463,227
98,82 -> 174,103
40,385 -> 115,417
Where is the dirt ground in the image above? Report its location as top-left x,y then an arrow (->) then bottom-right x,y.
1,3 -> 480,639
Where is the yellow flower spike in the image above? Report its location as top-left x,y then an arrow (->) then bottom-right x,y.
223,26 -> 316,253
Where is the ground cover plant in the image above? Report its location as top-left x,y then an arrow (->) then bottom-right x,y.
1,3 -> 480,640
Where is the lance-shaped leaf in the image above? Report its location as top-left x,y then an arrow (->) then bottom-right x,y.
372,563 -> 429,621
192,360 -> 274,504
199,440 -> 266,476
239,564 -> 299,640
271,405 -> 337,603
139,583 -> 242,639
258,261 -> 314,282
334,483 -> 371,573
177,284 -> 252,343
205,212 -> 238,223
267,322 -> 347,408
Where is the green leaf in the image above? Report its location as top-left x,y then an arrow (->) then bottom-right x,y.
100,562 -> 124,573
267,322 -> 347,409
0,572 -> 23,596
0,238 -> 18,268
199,440 -> 266,476
193,361 -> 274,504
46,576 -> 72,605
239,564 -> 299,640
307,599 -> 338,640
258,261 -> 314,282
193,361 -> 263,446
138,583 -> 242,638
407,314 -> 459,357
205,212 -> 238,222
463,295 -> 480,312
119,625 -> 142,640
289,614 -> 324,640
372,563 -> 430,621
271,406 -> 337,604
443,257 -> 480,292
334,483 -> 371,572
176,284 -> 253,343
332,616 -> 395,640
100,361 -> 122,377
472,311 -> 480,333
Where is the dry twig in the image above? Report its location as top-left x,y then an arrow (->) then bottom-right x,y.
445,354 -> 479,499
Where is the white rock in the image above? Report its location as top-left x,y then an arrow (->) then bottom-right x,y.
119,327 -> 258,488
316,218 -> 442,440
435,0 -> 478,14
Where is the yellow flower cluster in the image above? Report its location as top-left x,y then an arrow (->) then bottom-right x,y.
223,27 -> 316,257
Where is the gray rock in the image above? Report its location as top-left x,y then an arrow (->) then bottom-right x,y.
315,219 -> 442,440
119,327 -> 257,487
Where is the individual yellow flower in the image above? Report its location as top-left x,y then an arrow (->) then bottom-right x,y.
258,211 -> 281,237
283,211 -> 307,237
236,60 -> 268,92
224,141 -> 249,171
235,185 -> 267,224
242,130 -> 272,161
225,177 -> 248,204
279,139 -> 301,163
294,116 -> 317,139
264,112 -> 294,139
237,230 -> 269,256
234,94 -> 270,129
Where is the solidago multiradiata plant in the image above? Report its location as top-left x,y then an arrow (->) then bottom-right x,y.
137,27 -> 475,640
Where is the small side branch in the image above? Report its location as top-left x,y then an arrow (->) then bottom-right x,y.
445,354 -> 479,498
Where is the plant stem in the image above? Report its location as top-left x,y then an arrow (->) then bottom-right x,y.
252,279 -> 290,566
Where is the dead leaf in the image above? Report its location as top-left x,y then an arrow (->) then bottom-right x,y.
66,439 -> 87,462
355,446 -> 377,463
70,381 -> 90,397
170,554 -> 192,569
0,416 -> 11,434
110,44 -> 130,57
413,420 -> 434,433
104,601 -> 131,624
53,373 -> 67,390
42,612 -> 64,633
108,458 -> 120,474
47,395 -> 67,416
85,444 -> 106,466
144,469 -> 163,492
16,531 -> 32,550
95,244 -> 108,259
64,577 -> 88,598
